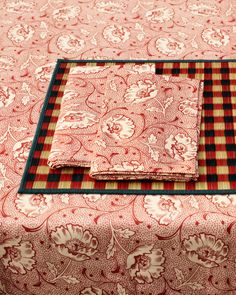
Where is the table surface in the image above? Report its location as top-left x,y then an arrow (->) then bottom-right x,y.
0,1 -> 236,294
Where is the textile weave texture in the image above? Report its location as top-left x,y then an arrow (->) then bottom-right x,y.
19,59 -> 236,195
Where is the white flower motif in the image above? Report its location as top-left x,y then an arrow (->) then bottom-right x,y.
57,111 -> 99,130
82,194 -> 107,202
13,137 -> 33,162
144,195 -> 182,225
0,86 -> 16,108
80,287 -> 103,295
101,114 -> 135,140
95,1 -> 126,14
110,161 -> 144,172
8,24 -> 35,43
52,6 -> 80,21
148,147 -> 159,162
0,55 -> 16,71
0,237 -> 36,274
202,28 -> 230,48
178,97 -> 199,117
205,195 -> 236,207
15,194 -> 53,217
103,25 -> 130,44
50,224 -> 98,261
146,7 -> 174,23
57,34 -> 85,54
182,233 -> 229,268
35,63 -> 55,82
124,79 -> 158,103
156,37 -> 185,56
5,0 -> 35,13
148,134 -> 158,144
188,3 -> 220,16
165,133 -> 197,161
126,244 -> 165,283
129,63 -> 155,74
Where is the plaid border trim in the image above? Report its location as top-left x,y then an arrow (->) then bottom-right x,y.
18,59 -> 236,195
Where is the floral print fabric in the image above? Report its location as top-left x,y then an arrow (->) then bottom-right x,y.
90,73 -> 203,181
1,0 -> 236,294
48,64 -> 156,168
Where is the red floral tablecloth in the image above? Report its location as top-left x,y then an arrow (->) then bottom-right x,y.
0,1 -> 236,294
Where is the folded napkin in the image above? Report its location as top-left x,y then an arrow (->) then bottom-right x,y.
89,72 -> 204,181
47,63 -> 155,168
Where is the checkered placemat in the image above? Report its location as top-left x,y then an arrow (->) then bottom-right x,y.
19,60 -> 236,195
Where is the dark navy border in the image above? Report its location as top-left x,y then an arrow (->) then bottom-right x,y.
18,59 -> 236,195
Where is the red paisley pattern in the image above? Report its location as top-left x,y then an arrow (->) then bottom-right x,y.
0,0 -> 236,294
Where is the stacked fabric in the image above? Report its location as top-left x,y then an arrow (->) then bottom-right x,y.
48,64 -> 203,181
48,63 -> 156,168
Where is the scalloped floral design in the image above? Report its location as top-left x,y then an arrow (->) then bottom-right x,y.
50,224 -> 98,261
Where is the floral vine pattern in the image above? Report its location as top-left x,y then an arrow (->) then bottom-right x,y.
48,63 -> 155,168
90,72 -> 203,181
0,0 -> 236,294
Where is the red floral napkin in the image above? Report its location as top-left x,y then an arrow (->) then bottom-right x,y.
89,72 -> 204,181
47,64 -> 155,168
